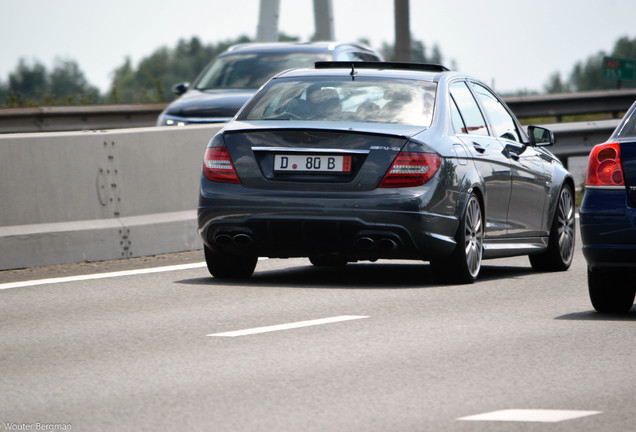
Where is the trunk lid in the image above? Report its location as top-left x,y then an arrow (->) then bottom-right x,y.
223,122 -> 424,191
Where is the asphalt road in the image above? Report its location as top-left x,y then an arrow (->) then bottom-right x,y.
1,226 -> 635,432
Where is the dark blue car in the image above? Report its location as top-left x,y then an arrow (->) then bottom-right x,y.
580,101 -> 636,312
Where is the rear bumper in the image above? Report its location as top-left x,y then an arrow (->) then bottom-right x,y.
580,188 -> 636,269
197,181 -> 462,261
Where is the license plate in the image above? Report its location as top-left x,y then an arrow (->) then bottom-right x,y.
274,154 -> 352,173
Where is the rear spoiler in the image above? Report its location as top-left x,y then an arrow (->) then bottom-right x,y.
315,61 -> 449,73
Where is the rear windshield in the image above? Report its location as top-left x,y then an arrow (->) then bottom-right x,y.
195,53 -> 332,90
616,108 -> 636,138
238,77 -> 437,126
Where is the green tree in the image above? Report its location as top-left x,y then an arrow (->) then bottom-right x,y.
8,59 -> 48,105
0,79 -> 7,104
49,58 -> 100,104
545,35 -> 636,93
108,35 -> 252,103
379,38 -> 448,66
544,71 -> 570,94
2,57 -> 101,106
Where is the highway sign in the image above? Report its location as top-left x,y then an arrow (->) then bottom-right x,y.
603,57 -> 635,81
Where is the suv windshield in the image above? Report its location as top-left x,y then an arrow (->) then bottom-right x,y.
238,77 -> 437,125
195,53 -> 332,90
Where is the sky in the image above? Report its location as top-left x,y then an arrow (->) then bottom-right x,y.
2,0 -> 635,95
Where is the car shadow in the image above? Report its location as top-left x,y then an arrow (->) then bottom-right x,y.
176,262 -> 535,289
555,310 -> 636,321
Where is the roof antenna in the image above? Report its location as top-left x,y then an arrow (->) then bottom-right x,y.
349,63 -> 357,81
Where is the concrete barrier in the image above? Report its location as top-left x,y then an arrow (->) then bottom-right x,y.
0,120 -> 619,270
0,125 -> 222,270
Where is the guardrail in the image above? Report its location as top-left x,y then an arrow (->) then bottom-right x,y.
0,103 -> 167,134
1,89 -> 636,134
504,88 -> 636,121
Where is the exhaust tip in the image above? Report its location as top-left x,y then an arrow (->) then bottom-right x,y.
233,233 -> 253,246
214,234 -> 233,246
378,238 -> 397,250
356,237 -> 375,249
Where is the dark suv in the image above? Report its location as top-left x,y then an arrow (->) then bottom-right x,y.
156,42 -> 383,126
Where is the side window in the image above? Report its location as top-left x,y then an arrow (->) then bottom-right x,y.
450,95 -> 467,134
449,82 -> 488,136
471,83 -> 521,142
336,51 -> 381,61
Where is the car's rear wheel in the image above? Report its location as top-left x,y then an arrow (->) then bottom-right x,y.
431,193 -> 483,284
309,254 -> 348,267
529,183 -> 575,271
588,266 -> 635,313
204,245 -> 257,279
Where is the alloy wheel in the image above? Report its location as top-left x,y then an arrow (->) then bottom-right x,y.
464,196 -> 483,278
557,186 -> 575,265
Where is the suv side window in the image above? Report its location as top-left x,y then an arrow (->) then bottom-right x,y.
337,51 -> 382,61
471,83 -> 521,142
449,82 -> 488,136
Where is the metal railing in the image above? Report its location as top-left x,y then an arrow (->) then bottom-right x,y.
1,89 -> 635,162
2,89 -> 636,134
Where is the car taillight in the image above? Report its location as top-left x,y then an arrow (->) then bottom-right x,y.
379,152 -> 441,188
585,142 -> 624,186
203,147 -> 240,184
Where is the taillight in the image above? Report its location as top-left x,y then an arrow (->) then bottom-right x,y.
203,146 -> 240,184
585,142 -> 624,186
379,152 -> 441,188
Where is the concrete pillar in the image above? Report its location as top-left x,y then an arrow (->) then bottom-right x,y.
257,0 -> 281,42
313,0 -> 335,41
394,0 -> 411,61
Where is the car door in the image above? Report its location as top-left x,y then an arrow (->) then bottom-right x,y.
470,82 -> 550,237
449,81 -> 512,239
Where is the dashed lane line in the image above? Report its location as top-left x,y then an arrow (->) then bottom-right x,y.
207,315 -> 370,337
0,262 -> 207,290
458,409 -> 602,423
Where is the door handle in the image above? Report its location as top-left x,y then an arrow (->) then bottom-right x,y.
472,142 -> 486,153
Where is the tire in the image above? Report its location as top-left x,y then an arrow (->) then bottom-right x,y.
431,193 -> 483,284
588,266 -> 635,313
309,254 -> 348,267
204,245 -> 257,279
529,183 -> 576,272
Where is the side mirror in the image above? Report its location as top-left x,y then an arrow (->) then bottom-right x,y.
527,125 -> 554,147
172,82 -> 190,96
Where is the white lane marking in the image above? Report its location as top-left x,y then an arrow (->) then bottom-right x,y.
458,409 -> 601,423
0,262 -> 207,290
207,315 -> 369,337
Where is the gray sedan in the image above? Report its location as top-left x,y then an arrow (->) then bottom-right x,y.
197,62 -> 575,283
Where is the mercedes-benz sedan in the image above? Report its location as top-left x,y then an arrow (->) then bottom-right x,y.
198,62 -> 576,283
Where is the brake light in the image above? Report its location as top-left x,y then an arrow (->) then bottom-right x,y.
379,152 -> 441,188
585,142 -> 624,186
203,147 -> 240,184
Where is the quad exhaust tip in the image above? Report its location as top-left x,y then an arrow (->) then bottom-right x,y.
356,237 -> 375,249
355,235 -> 398,251
214,231 -> 254,247
378,238 -> 397,250
232,233 -> 253,246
